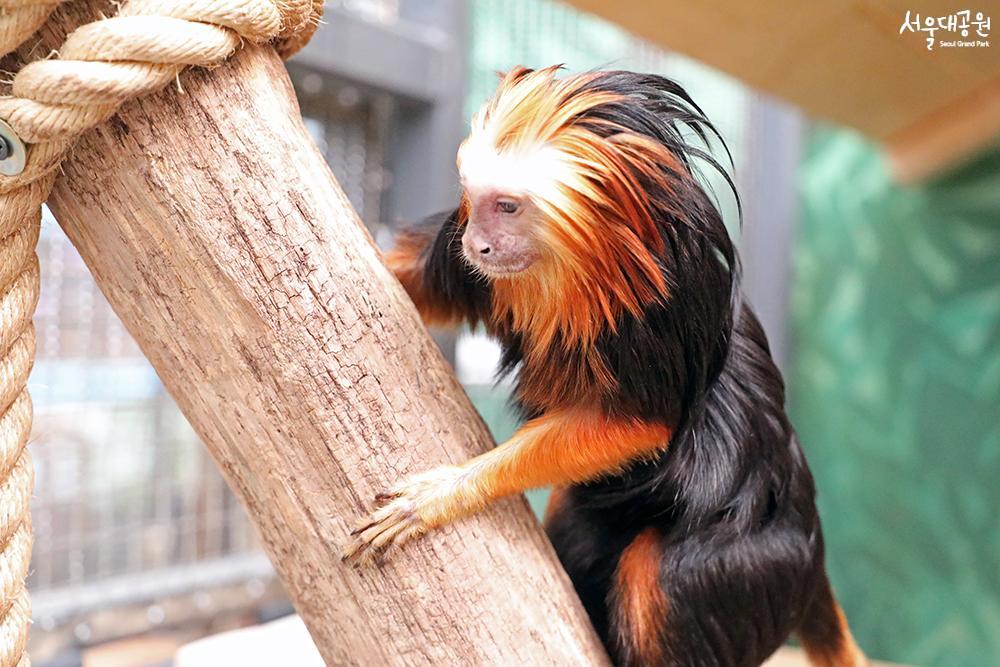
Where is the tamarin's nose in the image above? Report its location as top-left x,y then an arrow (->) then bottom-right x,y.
479,246 -> 491,254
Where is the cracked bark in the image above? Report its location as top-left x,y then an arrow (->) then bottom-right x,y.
35,5 -> 609,665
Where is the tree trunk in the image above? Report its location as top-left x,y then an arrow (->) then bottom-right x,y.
40,18 -> 608,667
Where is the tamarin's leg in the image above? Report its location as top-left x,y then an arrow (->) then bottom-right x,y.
544,488 -> 637,648
342,409 -> 670,563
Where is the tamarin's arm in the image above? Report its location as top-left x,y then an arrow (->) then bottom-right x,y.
342,408 -> 670,563
384,208 -> 487,328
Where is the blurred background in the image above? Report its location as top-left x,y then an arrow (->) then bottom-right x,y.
27,1 -> 998,666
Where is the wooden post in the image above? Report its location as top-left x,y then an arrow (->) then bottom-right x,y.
42,33 -> 608,667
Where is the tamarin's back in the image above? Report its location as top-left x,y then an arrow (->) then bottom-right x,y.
546,305 -> 829,665
345,67 -> 867,667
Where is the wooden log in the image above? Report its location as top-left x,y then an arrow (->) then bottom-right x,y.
39,16 -> 609,667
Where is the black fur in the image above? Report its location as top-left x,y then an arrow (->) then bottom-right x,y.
405,70 -> 843,666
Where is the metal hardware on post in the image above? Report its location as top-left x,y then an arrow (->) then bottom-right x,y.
0,120 -> 26,177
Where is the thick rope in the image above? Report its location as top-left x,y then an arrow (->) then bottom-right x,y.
0,1 -> 322,663
0,1 -> 63,58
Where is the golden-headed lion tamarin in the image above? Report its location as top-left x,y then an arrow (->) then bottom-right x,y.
343,66 -> 866,667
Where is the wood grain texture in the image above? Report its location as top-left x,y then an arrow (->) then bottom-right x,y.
37,6 -> 609,665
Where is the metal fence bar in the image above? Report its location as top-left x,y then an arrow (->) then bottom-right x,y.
32,553 -> 275,625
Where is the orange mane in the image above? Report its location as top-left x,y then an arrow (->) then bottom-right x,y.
458,67 -> 684,382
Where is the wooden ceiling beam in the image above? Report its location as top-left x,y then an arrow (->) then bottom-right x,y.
564,0 -> 1000,181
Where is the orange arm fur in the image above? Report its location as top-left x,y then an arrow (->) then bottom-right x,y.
464,409 -> 671,502
343,408 -> 670,562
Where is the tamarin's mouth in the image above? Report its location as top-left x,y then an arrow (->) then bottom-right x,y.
462,252 -> 533,278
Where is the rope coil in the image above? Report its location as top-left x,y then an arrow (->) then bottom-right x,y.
0,1 -> 323,662
0,1 -> 62,59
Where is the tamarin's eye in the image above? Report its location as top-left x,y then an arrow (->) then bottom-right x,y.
496,200 -> 520,215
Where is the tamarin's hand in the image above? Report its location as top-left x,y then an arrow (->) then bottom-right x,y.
342,409 -> 669,565
342,465 -> 473,565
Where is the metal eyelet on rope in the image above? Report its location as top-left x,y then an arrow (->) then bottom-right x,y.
0,120 -> 26,177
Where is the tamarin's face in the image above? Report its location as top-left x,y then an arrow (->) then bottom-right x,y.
456,80 -> 572,279
458,181 -> 544,277
455,66 -> 671,320
457,113 -> 563,277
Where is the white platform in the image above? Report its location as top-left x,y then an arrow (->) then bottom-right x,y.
176,614 -> 898,666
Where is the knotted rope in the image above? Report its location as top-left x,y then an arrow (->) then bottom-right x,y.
0,1 -> 62,57
0,1 -> 322,663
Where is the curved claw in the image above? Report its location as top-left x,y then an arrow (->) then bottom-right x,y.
349,519 -> 379,537
341,465 -> 470,568
341,495 -> 428,566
